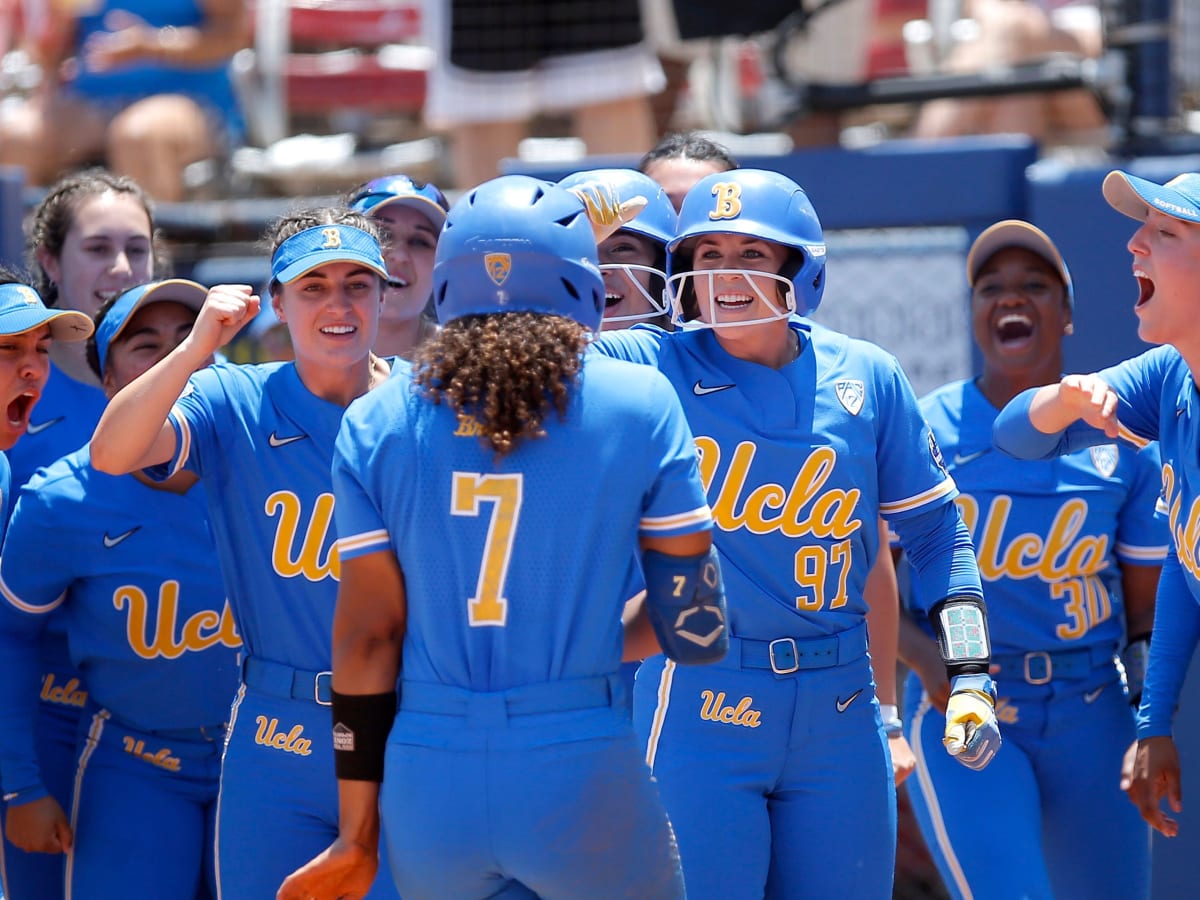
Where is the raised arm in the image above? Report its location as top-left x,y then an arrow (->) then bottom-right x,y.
90,284 -> 257,475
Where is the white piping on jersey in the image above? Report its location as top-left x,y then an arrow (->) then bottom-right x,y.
912,697 -> 973,900
0,570 -> 65,614
879,477 -> 957,517
169,408 -> 192,479
645,659 -> 676,771
640,506 -> 713,533
1115,541 -> 1169,563
214,682 -> 248,900
65,708 -> 110,899
336,529 -> 390,557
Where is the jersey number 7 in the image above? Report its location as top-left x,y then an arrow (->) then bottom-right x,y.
451,471 -> 524,627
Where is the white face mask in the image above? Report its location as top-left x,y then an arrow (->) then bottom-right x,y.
667,269 -> 796,329
597,263 -> 669,324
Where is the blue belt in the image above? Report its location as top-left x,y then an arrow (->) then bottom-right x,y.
242,657 -> 332,706
722,621 -> 869,675
992,645 -> 1115,685
401,675 -> 619,724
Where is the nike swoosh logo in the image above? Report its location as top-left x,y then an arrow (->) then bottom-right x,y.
953,449 -> 990,466
835,689 -> 863,713
693,381 -> 735,396
26,416 -> 64,435
103,527 -> 141,549
268,432 -> 307,448
1083,686 -> 1105,704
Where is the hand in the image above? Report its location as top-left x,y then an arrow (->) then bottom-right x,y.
943,673 -> 1001,770
276,837 -> 378,900
567,182 -> 648,244
81,10 -> 158,72
1057,373 -> 1120,438
5,795 -> 72,854
187,284 -> 260,357
889,733 -> 916,786
1125,735 -> 1182,837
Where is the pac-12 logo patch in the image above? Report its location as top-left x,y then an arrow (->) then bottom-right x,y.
1090,443 -> 1119,478
835,379 -> 864,415
485,253 -> 511,286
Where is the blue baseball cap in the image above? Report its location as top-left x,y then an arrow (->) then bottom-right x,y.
1103,171 -> 1200,224
95,279 -> 207,378
271,224 -> 391,285
349,175 -> 450,230
0,283 -> 92,341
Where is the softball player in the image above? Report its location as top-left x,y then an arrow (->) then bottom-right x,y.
559,168 -> 677,330
593,168 -> 999,900
0,273 -> 93,900
279,175 -> 721,900
89,211 -> 401,898
4,171 -> 156,899
994,170 -> 1200,840
347,174 -> 449,358
0,279 -> 241,899
901,221 -> 1162,899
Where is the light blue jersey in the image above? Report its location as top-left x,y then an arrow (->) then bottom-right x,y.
334,349 -> 712,689
0,445 -> 240,899
908,377 -> 1163,900
333,348 -> 711,899
994,345 -> 1198,741
147,359 -> 401,900
595,319 -> 975,900
918,377 -> 1165,653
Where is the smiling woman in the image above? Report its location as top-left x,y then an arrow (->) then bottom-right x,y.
88,208 -> 403,899
899,218 -> 1163,900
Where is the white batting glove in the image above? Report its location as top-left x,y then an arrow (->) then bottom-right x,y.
567,182 -> 649,244
944,674 -> 1001,771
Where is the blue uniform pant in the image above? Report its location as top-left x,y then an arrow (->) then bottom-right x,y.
382,675 -> 683,900
904,667 -> 1151,900
1,701 -> 82,900
215,682 -> 400,900
66,708 -> 223,900
635,648 -> 895,900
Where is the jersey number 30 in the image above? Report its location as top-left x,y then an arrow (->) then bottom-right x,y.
451,471 -> 524,627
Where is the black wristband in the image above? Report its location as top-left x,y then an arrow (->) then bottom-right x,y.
331,689 -> 398,782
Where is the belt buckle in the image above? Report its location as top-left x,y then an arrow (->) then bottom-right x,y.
314,671 -> 333,706
1023,651 -> 1052,685
768,638 -> 800,675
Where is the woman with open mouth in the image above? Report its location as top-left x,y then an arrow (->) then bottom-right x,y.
902,219 -> 1163,900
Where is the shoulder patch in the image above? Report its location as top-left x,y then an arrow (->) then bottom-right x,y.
1090,444 -> 1119,478
835,379 -> 864,415
928,430 -> 948,475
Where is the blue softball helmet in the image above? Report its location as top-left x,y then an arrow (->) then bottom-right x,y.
558,168 -> 677,324
668,169 -> 827,321
432,175 -> 605,330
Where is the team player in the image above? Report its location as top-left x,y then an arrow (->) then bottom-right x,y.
900,221 -> 1162,899
993,170 -> 1200,839
89,210 -> 401,898
12,169 -> 158,492
558,168 -> 677,330
0,279 -> 240,899
346,174 -> 450,358
0,270 -> 93,900
638,131 -> 739,212
591,168 -> 1000,899
278,175 -> 722,900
